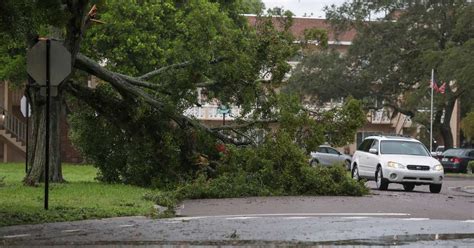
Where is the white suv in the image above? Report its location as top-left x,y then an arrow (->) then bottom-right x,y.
351,136 -> 444,193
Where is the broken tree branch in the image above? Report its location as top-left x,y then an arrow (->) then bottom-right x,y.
210,119 -> 278,131
74,54 -> 251,146
138,61 -> 192,80
138,57 -> 227,81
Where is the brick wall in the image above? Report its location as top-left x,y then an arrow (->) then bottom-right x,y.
246,15 -> 357,43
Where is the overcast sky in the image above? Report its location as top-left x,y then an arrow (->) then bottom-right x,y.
262,0 -> 348,18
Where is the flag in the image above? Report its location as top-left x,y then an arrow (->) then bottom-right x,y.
431,79 -> 439,92
438,81 -> 446,94
430,79 -> 446,94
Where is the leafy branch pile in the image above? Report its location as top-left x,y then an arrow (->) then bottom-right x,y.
143,131 -> 368,216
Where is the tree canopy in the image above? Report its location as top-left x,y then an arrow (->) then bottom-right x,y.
288,0 -> 474,148
461,111 -> 474,142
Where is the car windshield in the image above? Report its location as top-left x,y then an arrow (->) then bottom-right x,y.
380,140 -> 430,156
442,149 -> 466,157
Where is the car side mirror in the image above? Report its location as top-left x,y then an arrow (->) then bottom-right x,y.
369,148 -> 378,154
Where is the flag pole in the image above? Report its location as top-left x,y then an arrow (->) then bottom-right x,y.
430,69 -> 434,152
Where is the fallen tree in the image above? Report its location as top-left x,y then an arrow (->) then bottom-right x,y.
1,0 -> 366,187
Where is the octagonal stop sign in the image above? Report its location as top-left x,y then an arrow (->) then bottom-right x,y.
27,40 -> 71,87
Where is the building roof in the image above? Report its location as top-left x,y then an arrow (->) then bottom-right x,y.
245,15 -> 357,44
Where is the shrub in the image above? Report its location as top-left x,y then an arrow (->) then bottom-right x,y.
0,176 -> 5,187
299,166 -> 368,196
468,161 -> 474,174
178,172 -> 272,199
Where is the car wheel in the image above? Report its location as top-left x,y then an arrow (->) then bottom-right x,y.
310,159 -> 320,167
429,184 -> 442,193
352,165 -> 360,181
403,183 -> 415,192
375,166 -> 389,190
344,160 -> 351,171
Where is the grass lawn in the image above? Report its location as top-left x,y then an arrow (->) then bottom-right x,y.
0,163 -> 157,227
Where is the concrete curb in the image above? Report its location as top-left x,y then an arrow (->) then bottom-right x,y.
445,174 -> 474,179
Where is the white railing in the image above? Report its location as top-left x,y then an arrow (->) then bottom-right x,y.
369,109 -> 392,124
0,106 -> 27,142
184,105 -> 242,121
187,103 -> 410,127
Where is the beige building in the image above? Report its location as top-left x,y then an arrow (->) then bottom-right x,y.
0,81 -> 82,163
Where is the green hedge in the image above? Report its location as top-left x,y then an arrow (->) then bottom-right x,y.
468,161 -> 474,174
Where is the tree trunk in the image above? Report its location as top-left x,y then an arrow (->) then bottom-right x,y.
439,98 -> 456,149
23,87 -> 63,186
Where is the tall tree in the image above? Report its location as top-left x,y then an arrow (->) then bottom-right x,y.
241,0 -> 265,14
289,0 -> 474,149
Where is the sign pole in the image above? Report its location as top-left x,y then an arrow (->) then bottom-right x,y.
25,91 -> 29,174
430,69 -> 434,152
26,38 -> 71,211
44,39 -> 50,210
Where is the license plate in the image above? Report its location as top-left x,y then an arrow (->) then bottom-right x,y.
442,158 -> 448,162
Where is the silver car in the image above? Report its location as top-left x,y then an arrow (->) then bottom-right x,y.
310,145 -> 352,170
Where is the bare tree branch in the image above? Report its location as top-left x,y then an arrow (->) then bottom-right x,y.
210,119 -> 278,131
195,80 -> 217,87
74,53 -> 251,146
138,57 -> 228,81
76,53 -> 172,94
227,128 -> 258,146
383,103 -> 416,118
138,61 -> 192,80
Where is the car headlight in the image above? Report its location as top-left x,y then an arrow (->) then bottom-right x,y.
433,164 -> 444,171
387,161 -> 405,169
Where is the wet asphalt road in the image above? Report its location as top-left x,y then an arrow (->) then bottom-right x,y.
178,177 -> 474,220
1,176 -> 473,246
1,215 -> 474,247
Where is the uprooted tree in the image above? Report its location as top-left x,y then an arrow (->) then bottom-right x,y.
1,0 -> 365,187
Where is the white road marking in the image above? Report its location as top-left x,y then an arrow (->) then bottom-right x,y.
284,217 -> 310,220
226,217 -> 259,220
3,234 -> 31,239
342,216 -> 370,219
172,217 -> 207,221
61,229 -> 81,233
118,224 -> 135,228
462,220 -> 474,223
402,218 -> 430,221
170,213 -> 410,221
